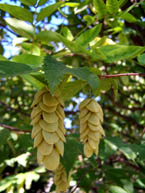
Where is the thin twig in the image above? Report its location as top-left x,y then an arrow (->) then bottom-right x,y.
0,123 -> 31,134
109,154 -> 141,172
0,23 -> 18,36
105,94 -> 145,111
106,107 -> 144,129
99,73 -> 145,79
0,101 -> 30,117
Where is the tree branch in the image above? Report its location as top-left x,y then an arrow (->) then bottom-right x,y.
0,101 -> 30,117
0,23 -> 18,36
0,123 -> 31,134
108,154 -> 141,172
105,94 -> 145,111
99,73 -> 145,79
106,106 -> 144,129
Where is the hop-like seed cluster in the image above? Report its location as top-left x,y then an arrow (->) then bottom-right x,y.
31,87 -> 66,171
54,164 -> 72,193
79,98 -> 105,158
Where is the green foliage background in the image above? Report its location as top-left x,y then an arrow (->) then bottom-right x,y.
0,0 -> 145,192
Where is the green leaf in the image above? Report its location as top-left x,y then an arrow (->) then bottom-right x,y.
58,34 -> 90,55
93,0 -> 107,19
43,55 -> 99,94
17,136 -> 33,152
0,44 -> 4,55
111,78 -> 119,99
69,67 -> 99,91
100,45 -> 145,63
12,54 -> 43,68
0,4 -> 33,23
0,128 -> 10,146
93,78 -> 112,96
0,61 -> 39,78
138,53 -> 145,66
119,0 -> 128,7
61,27 -> 74,41
99,140 -> 116,160
120,76 -> 129,85
6,185 -> 14,193
21,43 -> 41,55
104,166 -> 133,186
61,80 -> 86,100
63,2 -> 80,7
90,48 -> 107,61
0,55 -> 8,61
83,15 -> 95,25
19,0 -> 37,6
22,74 -> 45,90
78,168 -> 97,192
122,179 -> 134,193
12,37 -> 28,46
121,12 -> 137,23
0,175 -> 16,192
99,79 -> 112,91
61,137 -> 80,174
75,24 -> 102,47
36,31 -> 60,42
37,2 -> 63,21
37,0 -> 49,6
43,55 -> 67,94
25,171 -> 40,190
106,136 -> 137,161
106,0 -> 119,14
90,36 -> 107,47
5,18 -> 35,39
109,185 -> 128,193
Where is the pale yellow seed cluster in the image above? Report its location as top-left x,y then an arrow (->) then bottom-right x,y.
79,99 -> 105,158
54,164 -> 72,193
31,87 -> 66,171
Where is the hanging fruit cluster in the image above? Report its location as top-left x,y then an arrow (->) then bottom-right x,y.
54,164 -> 72,193
31,87 -> 105,192
79,98 -> 105,158
31,87 -> 66,171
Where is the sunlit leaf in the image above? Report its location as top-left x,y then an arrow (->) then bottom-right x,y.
93,0 -> 107,19
100,45 -> 145,62
61,80 -> 86,100
5,18 -> 35,39
19,0 -> 37,6
37,2 -> 63,21
0,4 -> 33,23
109,185 -> 128,193
138,53 -> 145,66
106,0 -> 119,14
75,24 -> 102,47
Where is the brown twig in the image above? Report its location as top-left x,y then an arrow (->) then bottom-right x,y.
0,123 -> 31,134
109,154 -> 141,172
99,73 -> 145,79
106,107 -> 144,129
0,101 -> 30,117
0,23 -> 18,36
105,94 -> 145,111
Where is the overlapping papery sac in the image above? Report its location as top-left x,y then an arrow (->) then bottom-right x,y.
79,99 -> 105,158
54,164 -> 72,193
31,87 -> 66,171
